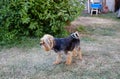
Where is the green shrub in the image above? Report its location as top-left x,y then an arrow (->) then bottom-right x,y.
0,0 -> 84,45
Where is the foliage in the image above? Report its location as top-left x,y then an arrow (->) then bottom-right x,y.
0,0 -> 84,45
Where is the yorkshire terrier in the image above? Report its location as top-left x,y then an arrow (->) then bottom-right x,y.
40,31 -> 82,65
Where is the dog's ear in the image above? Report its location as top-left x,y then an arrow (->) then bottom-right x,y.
48,36 -> 54,48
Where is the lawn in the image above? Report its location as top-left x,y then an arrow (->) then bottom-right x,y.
0,13 -> 120,79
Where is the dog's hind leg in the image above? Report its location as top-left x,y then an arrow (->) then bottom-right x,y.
53,53 -> 62,65
65,52 -> 72,65
72,49 -> 77,57
78,47 -> 82,60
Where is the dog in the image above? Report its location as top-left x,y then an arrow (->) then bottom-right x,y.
40,31 -> 82,65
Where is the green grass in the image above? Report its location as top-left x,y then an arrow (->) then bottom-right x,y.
81,36 -> 97,43
0,37 -> 40,51
97,12 -> 120,21
77,25 -> 95,35
93,27 -> 116,36
82,12 -> 120,21
77,25 -> 116,36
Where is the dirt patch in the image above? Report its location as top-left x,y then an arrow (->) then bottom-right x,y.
71,16 -> 118,26
66,16 -> 119,32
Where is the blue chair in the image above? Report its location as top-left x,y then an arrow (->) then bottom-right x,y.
90,3 -> 102,15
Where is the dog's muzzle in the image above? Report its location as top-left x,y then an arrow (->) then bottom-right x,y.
40,41 -> 45,46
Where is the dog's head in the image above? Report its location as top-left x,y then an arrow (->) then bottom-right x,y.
40,34 -> 54,51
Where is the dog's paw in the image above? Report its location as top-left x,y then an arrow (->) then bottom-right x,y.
73,53 -> 77,57
65,61 -> 71,65
53,61 -> 61,65
79,56 -> 82,60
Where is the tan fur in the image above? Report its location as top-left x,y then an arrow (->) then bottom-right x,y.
40,34 -> 54,51
65,52 -> 72,65
66,48 -> 82,65
73,47 -> 82,60
78,47 -> 82,60
53,53 -> 62,65
72,49 -> 77,57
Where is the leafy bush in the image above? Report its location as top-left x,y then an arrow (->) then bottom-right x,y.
0,0 -> 84,45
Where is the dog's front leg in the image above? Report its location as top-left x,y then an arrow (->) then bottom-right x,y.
65,52 -> 72,65
53,53 -> 61,65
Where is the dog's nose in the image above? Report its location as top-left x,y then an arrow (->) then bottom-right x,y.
40,42 -> 44,46
40,43 -> 42,46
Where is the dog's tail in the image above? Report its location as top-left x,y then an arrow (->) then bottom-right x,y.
70,31 -> 80,39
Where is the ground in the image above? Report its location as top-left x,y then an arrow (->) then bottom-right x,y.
0,14 -> 120,79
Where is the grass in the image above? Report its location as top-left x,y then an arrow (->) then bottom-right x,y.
0,37 -> 40,51
92,27 -> 116,36
77,25 -> 116,36
82,12 -> 120,21
81,36 -> 97,43
0,13 -> 120,79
